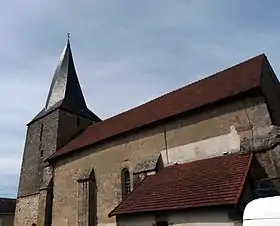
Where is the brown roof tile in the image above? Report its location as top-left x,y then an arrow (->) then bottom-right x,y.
109,153 -> 253,216
50,54 -> 266,160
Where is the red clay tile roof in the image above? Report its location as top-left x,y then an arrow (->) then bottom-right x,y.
109,153 -> 253,216
50,54 -> 266,160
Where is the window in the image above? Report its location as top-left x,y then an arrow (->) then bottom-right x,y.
39,123 -> 43,151
121,168 -> 131,198
39,123 -> 44,141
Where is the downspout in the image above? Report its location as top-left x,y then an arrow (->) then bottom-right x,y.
163,126 -> 169,164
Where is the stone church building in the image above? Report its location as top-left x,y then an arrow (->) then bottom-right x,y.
13,40 -> 280,226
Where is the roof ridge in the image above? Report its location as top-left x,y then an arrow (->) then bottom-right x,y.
92,53 -> 266,124
49,53 -> 267,160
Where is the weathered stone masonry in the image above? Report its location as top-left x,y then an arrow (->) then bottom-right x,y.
14,40 -> 99,226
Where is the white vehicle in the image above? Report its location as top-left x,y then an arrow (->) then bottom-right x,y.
243,196 -> 280,225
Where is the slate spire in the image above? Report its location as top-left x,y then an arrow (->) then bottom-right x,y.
45,38 -> 86,110
29,37 -> 101,124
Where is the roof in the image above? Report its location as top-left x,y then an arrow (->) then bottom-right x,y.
109,153 -> 253,216
0,198 -> 16,214
49,54 -> 266,160
30,99 -> 101,124
29,40 -> 101,124
243,196 -> 280,220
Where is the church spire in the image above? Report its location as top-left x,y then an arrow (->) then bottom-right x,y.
28,36 -> 101,124
45,37 -> 86,110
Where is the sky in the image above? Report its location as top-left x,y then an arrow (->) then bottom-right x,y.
1,0 -> 280,198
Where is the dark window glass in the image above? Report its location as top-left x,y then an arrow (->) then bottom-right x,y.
121,168 -> 131,198
39,123 -> 43,141
40,150 -> 44,158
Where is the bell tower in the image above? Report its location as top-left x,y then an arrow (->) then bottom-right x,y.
13,38 -> 101,226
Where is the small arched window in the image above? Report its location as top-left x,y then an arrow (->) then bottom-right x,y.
121,168 -> 131,199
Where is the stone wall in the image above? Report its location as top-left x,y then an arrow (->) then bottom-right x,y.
58,110 -> 93,149
241,125 -> 280,195
18,110 -> 59,197
51,93 -> 272,226
13,194 -> 39,226
17,109 -> 95,197
15,108 -> 95,226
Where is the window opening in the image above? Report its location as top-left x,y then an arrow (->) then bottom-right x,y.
121,168 -> 131,198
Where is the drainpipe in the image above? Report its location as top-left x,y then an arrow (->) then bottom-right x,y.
163,126 -> 169,164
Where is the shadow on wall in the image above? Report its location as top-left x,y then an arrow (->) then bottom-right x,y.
250,155 -> 280,198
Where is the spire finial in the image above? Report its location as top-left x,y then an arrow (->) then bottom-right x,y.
67,32 -> 70,40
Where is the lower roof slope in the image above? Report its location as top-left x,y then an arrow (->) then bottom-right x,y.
49,54 -> 266,160
109,153 -> 253,216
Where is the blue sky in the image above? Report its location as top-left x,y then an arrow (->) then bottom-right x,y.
1,0 -> 280,197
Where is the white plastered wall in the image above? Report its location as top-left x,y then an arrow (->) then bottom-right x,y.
161,125 -> 240,166
117,210 -> 239,226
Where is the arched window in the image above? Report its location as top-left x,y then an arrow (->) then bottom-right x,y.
121,168 -> 131,199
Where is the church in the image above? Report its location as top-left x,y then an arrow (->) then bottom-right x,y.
13,39 -> 280,226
